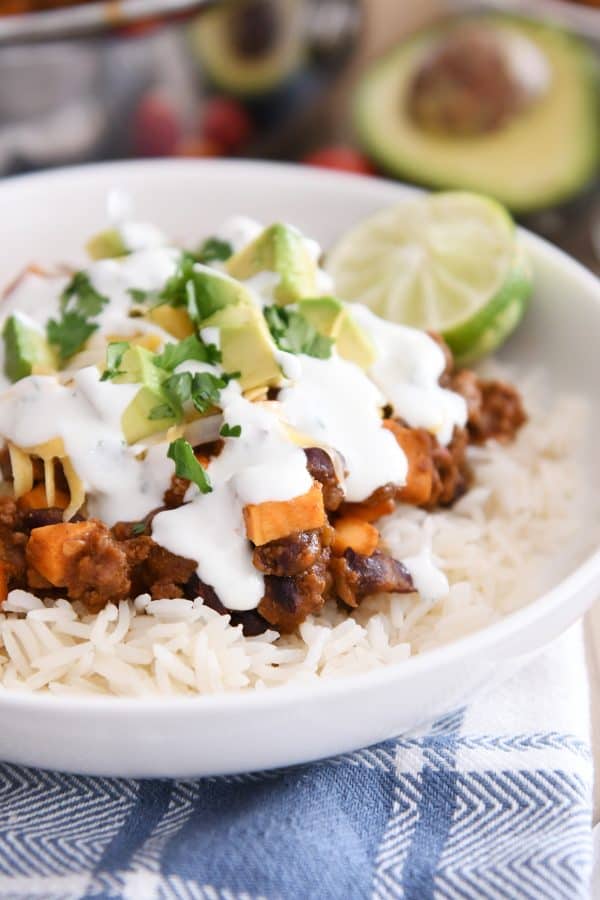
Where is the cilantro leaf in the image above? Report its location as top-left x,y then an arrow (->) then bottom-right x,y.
263,306 -> 333,359
100,341 -> 130,381
190,372 -> 226,415
167,438 -> 212,494
153,334 -> 221,371
195,237 -> 233,264
148,370 -> 227,422
47,271 -> 109,362
128,288 -> 150,304
220,423 -> 242,438
131,521 -> 147,536
61,271 -> 108,318
47,313 -> 98,362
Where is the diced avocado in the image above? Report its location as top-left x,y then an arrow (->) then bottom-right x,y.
114,345 -> 177,443
227,224 -> 317,305
121,387 -> 176,445
113,345 -> 162,389
2,315 -> 58,383
202,301 -> 283,392
146,306 -> 195,340
298,297 -> 377,370
354,16 -> 599,212
86,229 -> 128,261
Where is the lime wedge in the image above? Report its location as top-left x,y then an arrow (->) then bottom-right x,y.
326,191 -> 533,365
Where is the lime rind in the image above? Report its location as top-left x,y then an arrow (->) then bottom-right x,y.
326,191 -> 533,364
442,243 -> 532,365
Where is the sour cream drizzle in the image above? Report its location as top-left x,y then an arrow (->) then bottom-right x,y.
151,383 -> 312,611
351,304 -> 467,445
0,367 -> 173,525
279,353 -> 407,503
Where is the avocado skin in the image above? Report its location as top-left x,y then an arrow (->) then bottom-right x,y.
354,16 -> 600,213
3,315 -> 57,383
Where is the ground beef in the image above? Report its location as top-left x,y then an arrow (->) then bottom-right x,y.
39,520 -> 132,613
330,549 -> 414,608
253,529 -> 321,577
452,370 -> 526,444
0,498 -> 27,592
427,426 -> 470,509
304,447 -> 345,511
118,535 -> 197,600
163,476 -> 190,510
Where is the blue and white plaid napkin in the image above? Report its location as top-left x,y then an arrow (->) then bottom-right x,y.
0,624 -> 592,900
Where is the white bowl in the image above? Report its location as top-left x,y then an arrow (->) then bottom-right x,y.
0,160 -> 599,778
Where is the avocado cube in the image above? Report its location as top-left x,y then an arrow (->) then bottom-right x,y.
3,315 -> 58,383
227,223 -> 317,305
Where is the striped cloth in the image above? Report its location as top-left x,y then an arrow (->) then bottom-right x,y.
0,625 -> 592,900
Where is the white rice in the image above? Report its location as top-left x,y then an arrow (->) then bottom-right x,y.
0,367 -> 591,697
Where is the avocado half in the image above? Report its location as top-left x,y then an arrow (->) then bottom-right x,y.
190,0 -> 303,96
354,16 -> 599,212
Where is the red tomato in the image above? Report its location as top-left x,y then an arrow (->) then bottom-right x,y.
132,93 -> 181,158
175,137 -> 224,158
302,146 -> 376,175
201,97 -> 253,153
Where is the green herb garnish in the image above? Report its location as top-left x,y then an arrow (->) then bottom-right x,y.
153,334 -> 221,371
220,423 -> 242,438
263,306 -> 333,359
131,521 -> 147,536
195,237 -> 233,264
149,371 -> 229,422
100,341 -> 130,381
167,438 -> 212,494
47,272 -> 109,361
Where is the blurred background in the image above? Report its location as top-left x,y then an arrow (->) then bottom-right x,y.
0,0 -> 598,271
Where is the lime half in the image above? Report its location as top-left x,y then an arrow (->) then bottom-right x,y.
326,191 -> 533,365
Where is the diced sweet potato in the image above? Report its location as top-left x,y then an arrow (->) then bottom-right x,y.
17,484 -> 69,512
383,420 -> 434,506
26,521 -> 96,587
244,482 -> 325,546
341,497 -> 396,523
332,517 -> 379,557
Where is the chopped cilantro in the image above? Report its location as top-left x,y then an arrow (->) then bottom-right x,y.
195,237 -> 233,264
60,271 -> 108,319
100,341 -> 130,381
149,370 -> 228,422
153,334 -> 221,371
157,253 -> 230,323
220,423 -> 242,438
131,521 -> 147,536
47,313 -> 98,362
47,271 -> 109,361
128,287 -> 150,304
263,306 -> 333,359
167,438 -> 212,494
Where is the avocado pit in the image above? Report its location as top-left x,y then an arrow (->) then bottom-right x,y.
407,25 -> 550,137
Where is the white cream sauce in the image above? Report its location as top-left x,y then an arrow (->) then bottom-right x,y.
402,548 -> 449,604
151,383 -> 312,611
351,305 -> 467,446
0,367 -> 173,525
279,353 -> 407,502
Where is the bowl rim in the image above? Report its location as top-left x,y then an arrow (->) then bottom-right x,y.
0,0 -> 211,43
0,157 -> 598,715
